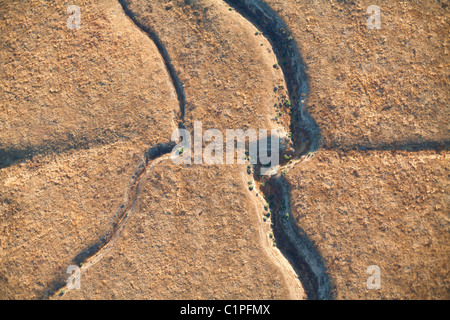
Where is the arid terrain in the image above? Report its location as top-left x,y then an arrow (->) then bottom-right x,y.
0,0 -> 448,300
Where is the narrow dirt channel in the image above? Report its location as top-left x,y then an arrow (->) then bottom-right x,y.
44,0 -> 186,297
224,0 -> 333,299
48,0 -> 332,300
118,0 -> 186,127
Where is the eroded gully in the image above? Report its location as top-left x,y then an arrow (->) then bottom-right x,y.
46,0 -> 333,300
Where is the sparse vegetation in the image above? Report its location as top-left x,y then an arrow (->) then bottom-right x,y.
3,0 -> 446,301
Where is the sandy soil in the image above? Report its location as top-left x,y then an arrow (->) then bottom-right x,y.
287,150 -> 449,299
265,0 -> 449,149
0,0 -> 179,299
1,0 -> 448,300
262,0 -> 449,299
58,160 -> 304,299
1,0 -> 303,299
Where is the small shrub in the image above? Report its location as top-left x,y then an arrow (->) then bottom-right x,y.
284,99 -> 291,107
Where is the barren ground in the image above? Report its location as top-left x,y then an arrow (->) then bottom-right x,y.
1,0 -> 448,300
264,0 -> 449,299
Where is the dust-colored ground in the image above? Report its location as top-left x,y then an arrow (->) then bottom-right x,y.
53,0 -> 307,300
0,139 -> 149,298
1,0 -> 304,299
262,0 -> 449,299
266,0 -> 449,149
1,0 -> 448,300
125,0 -> 295,135
0,0 -> 180,163
0,0 -> 180,299
59,161 -> 303,299
288,150 -> 449,299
